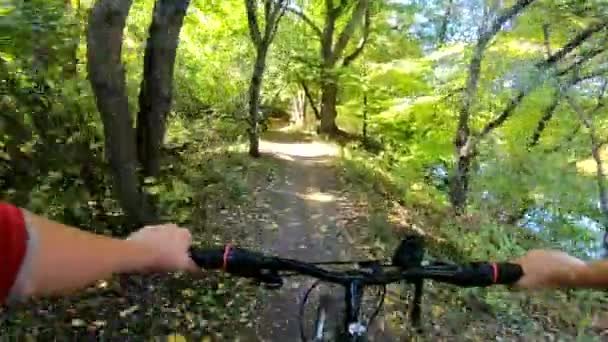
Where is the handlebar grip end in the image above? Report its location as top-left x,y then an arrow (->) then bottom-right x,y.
496,263 -> 524,285
189,248 -> 224,269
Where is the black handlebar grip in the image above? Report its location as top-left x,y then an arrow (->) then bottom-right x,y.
495,263 -> 524,285
439,262 -> 523,287
189,248 -> 224,269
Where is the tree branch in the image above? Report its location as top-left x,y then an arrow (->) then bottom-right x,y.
300,80 -> 321,119
479,91 -> 526,137
333,0 -> 369,61
567,95 -> 592,130
528,94 -> 560,148
286,5 -> 322,38
478,0 -> 536,49
264,0 -> 271,27
544,124 -> 580,153
332,0 -> 349,17
342,5 -> 371,67
542,20 -> 608,68
267,0 -> 287,42
479,20 -> 607,139
542,23 -> 551,58
456,0 -> 536,147
245,0 -> 262,46
558,46 -> 606,77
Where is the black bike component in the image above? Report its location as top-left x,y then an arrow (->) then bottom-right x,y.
188,247 -> 223,269
313,294 -> 332,341
366,262 -> 386,330
391,234 -> 425,269
427,262 -> 523,287
190,247 -> 523,287
367,285 -> 386,329
345,281 -> 365,338
409,279 -> 422,327
391,235 -> 425,329
300,280 -> 323,342
189,245 -> 524,341
495,262 -> 525,284
256,269 -> 284,289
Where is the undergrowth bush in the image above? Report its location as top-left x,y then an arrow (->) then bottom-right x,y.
338,143 -> 608,340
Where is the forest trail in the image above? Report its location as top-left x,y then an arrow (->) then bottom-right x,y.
238,129 -> 396,341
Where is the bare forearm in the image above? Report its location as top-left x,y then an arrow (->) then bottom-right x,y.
567,260 -> 608,288
16,211 -> 158,298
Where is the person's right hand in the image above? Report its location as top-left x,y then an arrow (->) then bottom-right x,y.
127,224 -> 199,274
513,249 -> 586,289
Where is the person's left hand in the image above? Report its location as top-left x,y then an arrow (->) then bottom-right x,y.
512,249 -> 585,289
127,224 -> 199,273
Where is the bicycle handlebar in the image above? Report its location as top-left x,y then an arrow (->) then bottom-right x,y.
189,245 -> 523,288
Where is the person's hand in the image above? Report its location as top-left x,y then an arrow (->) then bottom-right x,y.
513,249 -> 586,289
126,224 -> 199,273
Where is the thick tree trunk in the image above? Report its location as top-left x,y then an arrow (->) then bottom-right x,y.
248,47 -> 268,158
137,0 -> 190,177
449,146 -> 473,214
87,0 -> 157,226
319,76 -> 339,135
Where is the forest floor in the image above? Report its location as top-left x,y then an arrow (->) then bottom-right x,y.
1,127 -> 607,341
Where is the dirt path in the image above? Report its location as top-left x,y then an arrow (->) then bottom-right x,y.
240,131 -> 395,341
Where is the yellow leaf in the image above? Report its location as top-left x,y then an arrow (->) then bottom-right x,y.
167,335 -> 188,342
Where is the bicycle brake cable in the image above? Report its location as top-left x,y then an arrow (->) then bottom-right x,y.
299,279 -> 323,342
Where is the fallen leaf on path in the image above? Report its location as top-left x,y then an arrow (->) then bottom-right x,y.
119,305 -> 139,318
71,318 -> 86,327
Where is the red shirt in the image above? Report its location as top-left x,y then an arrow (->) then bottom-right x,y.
0,203 -> 27,304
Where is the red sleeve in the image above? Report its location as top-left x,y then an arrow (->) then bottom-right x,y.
0,203 -> 27,304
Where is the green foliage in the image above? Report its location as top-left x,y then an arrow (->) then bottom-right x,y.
4,0 -> 608,339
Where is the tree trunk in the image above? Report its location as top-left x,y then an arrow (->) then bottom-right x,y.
137,0 -> 190,177
291,90 -> 305,127
248,47 -> 268,158
319,75 -> 339,135
437,0 -> 453,46
447,0 -> 537,214
591,144 -> 608,219
362,92 -> 368,141
449,147 -> 473,214
87,0 -> 157,226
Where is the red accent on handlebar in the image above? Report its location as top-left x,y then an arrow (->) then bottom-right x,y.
491,263 -> 498,283
223,244 -> 232,272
